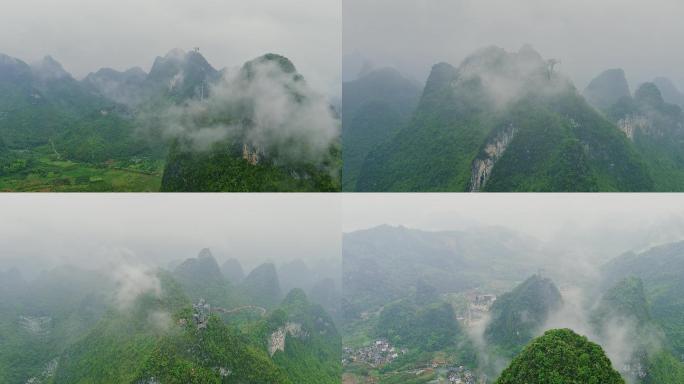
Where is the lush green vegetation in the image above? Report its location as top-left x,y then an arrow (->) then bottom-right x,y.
355,61 -> 493,191
0,53 -> 160,191
342,68 -> 421,190
0,50 -> 339,191
485,90 -> 652,191
0,251 -> 341,383
376,298 -> 459,352
586,69 -> 684,191
53,272 -> 188,383
485,275 -> 563,355
172,249 -> 242,308
590,276 -> 684,384
161,139 -> 340,192
591,276 -> 651,327
135,315 -> 291,384
0,267 -> 111,383
349,46 -> 684,191
239,262 -> 283,309
602,241 -> 684,357
495,329 -> 625,384
645,351 -> 684,384
265,289 -> 342,383
343,227 -> 684,384
0,150 -> 162,191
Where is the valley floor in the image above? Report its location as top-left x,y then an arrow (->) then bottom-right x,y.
0,150 -> 162,191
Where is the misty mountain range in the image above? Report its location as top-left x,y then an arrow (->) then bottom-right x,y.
342,224 -> 684,383
342,45 -> 684,191
0,48 -> 340,191
0,247 -> 341,384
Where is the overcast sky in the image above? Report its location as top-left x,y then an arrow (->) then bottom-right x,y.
4,194 -> 684,277
0,194 -> 341,275
343,194 -> 684,260
0,0 -> 340,97
344,0 -> 684,91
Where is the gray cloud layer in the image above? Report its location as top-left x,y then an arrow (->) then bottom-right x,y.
344,0 -> 684,91
0,194 -> 341,275
0,0 -> 340,96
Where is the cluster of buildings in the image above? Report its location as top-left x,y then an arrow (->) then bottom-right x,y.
342,340 -> 488,383
445,365 -> 480,384
409,361 -> 484,384
456,292 -> 496,327
342,339 -> 407,367
622,359 -> 647,381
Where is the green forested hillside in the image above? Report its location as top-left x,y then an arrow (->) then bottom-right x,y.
240,263 -> 283,309
136,315 -> 290,384
351,46 -> 669,191
342,68 -> 421,190
375,281 -> 460,352
161,139 -> 340,192
0,50 -> 339,191
584,69 -> 684,190
0,252 -> 341,383
52,271 -> 189,383
601,241 -> 684,357
172,248 -> 241,308
0,267 -> 110,383
263,289 -> 342,384
484,274 -> 562,355
590,276 -> 684,384
136,288 -> 340,384
591,276 -> 651,327
160,53 -> 341,192
495,329 -> 625,384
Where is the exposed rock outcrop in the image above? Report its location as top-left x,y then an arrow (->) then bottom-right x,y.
19,315 -> 52,336
617,115 -> 651,140
268,322 -> 307,356
469,124 -> 517,191
242,143 -> 263,165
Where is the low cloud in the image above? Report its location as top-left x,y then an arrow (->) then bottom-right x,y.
147,59 -> 339,166
466,313 -> 510,375
108,254 -> 162,310
455,45 -> 573,110
147,309 -> 173,332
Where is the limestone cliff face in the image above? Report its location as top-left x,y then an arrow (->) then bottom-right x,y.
242,143 -> 263,165
469,124 -> 517,191
268,322 -> 307,356
617,115 -> 651,140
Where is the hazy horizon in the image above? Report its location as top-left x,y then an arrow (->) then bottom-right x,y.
343,0 -> 684,92
342,194 -> 684,263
